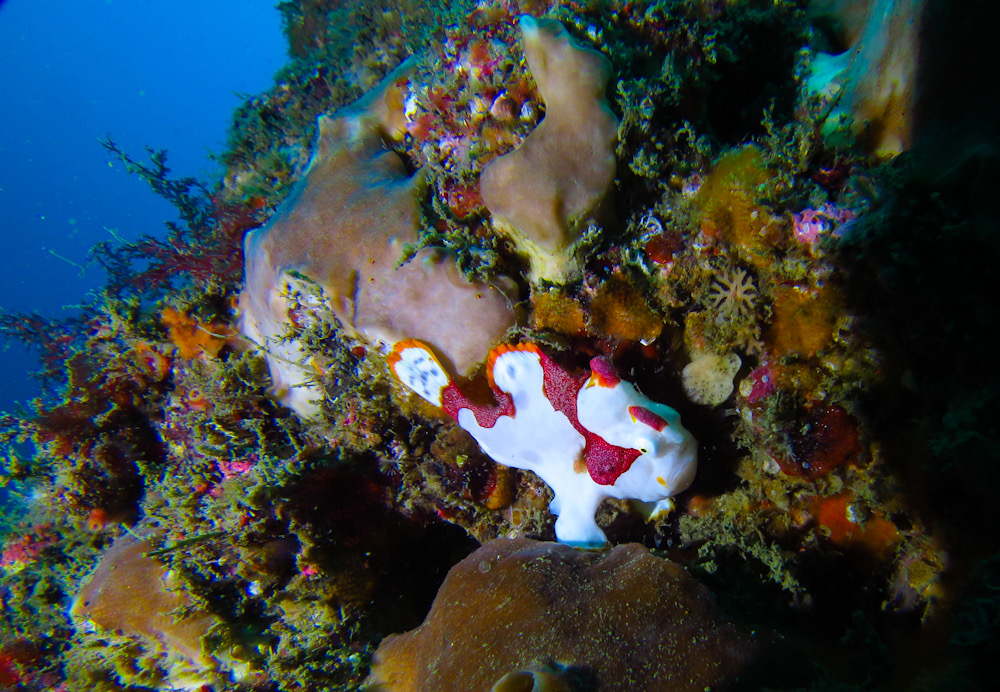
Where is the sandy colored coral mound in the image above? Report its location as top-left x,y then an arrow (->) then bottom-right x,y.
480,16 -> 619,282
807,0 -> 922,156
369,537 -> 767,691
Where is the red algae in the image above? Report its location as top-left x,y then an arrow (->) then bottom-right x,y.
644,230 -> 683,264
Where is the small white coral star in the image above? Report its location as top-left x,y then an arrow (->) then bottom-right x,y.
708,267 -> 758,318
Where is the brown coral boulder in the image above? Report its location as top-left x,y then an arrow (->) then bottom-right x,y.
369,538 -> 777,691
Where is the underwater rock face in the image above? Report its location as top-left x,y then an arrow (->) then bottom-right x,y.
239,61 -> 517,417
368,537 -> 763,691
480,15 -> 619,283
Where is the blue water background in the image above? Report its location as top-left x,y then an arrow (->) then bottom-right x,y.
0,0 -> 286,414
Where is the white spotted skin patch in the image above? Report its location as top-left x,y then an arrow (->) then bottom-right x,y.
388,340 -> 450,406
491,349 -> 541,394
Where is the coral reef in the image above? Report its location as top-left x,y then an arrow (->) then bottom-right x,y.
1,0 -> 997,689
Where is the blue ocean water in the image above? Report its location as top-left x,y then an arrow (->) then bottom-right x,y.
0,0 -> 286,414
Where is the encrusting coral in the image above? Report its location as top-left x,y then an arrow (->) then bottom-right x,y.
480,15 -> 619,283
239,60 -> 517,418
368,537 -> 776,691
694,146 -> 782,269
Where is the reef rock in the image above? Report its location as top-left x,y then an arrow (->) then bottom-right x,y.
239,61 -> 517,417
368,537 -> 767,691
480,16 -> 619,283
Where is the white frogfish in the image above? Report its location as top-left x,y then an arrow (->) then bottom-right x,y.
388,341 -> 698,545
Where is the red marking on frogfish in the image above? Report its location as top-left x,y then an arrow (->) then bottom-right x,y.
583,435 -> 642,486
587,356 -> 621,388
537,350 -> 589,423
527,348 -> 644,486
441,381 -> 514,428
629,405 -> 669,431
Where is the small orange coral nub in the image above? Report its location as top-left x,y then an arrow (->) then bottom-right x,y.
131,342 -> 171,381
86,508 -> 111,532
161,307 -> 233,360
481,464 -> 515,510
808,492 -> 901,560
181,387 -> 209,411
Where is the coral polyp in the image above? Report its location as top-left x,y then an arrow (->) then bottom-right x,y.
707,266 -> 758,318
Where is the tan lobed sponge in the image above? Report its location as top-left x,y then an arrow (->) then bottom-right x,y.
368,537 -> 770,691
480,16 -> 619,283
239,60 -> 517,418
71,533 -> 218,684
808,0 -> 923,157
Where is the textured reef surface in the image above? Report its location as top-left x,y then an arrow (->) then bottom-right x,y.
2,0 -> 999,690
